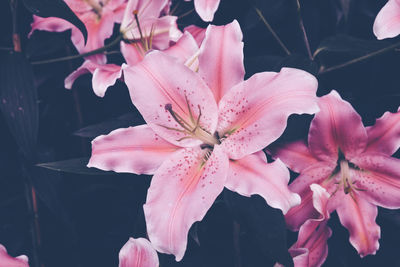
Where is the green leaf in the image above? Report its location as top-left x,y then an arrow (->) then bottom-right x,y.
23,0 -> 88,43
36,158 -> 111,175
74,113 -> 138,138
0,52 -> 38,159
314,34 -> 390,58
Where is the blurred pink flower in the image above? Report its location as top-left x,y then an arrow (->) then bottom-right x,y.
64,0 -> 184,97
88,20 -> 319,260
119,238 -> 159,267
29,0 -> 127,64
373,0 -> 400,39
0,244 -> 29,267
271,90 -> 400,257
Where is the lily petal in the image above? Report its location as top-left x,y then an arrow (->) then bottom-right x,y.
308,90 -> 367,163
120,41 -> 146,66
144,145 -> 229,261
88,125 -> 180,175
218,68 -> 319,159
289,184 -> 331,267
0,244 -> 29,267
225,152 -> 300,214
365,109 -> 400,156
164,31 -> 199,67
268,140 -> 319,173
184,25 -> 206,46
198,20 -> 244,103
119,237 -> 159,267
373,0 -> 400,40
351,153 -> 400,209
123,51 -> 218,147
285,162 -> 336,231
64,60 -> 98,90
92,64 -> 123,97
194,0 -> 221,21
331,191 -> 380,257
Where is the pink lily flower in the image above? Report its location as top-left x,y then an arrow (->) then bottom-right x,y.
65,0 -> 185,97
184,25 -> 206,46
119,238 -> 159,267
289,184 -> 332,267
88,20 -> 319,260
193,0 -> 221,22
271,90 -> 400,257
29,0 -> 127,64
373,0 -> 400,40
0,244 -> 29,267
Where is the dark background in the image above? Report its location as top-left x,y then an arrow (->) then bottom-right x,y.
1,0 -> 400,266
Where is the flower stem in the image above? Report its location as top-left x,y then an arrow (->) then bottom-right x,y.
318,40 -> 400,75
254,7 -> 291,56
31,34 -> 123,65
295,0 -> 312,60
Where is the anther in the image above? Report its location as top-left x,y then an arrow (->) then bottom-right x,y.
165,103 -> 172,111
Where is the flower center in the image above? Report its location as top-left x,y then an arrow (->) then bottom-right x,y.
327,150 -> 365,199
162,100 -> 220,147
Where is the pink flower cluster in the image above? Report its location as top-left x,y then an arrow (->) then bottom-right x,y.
26,1 -> 400,266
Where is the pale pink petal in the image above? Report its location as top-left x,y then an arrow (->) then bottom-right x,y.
268,140 -> 319,173
365,109 -> 400,156
71,11 -> 116,63
123,16 -> 181,50
119,237 -> 159,267
373,0 -> 400,40
121,42 -> 146,66
144,145 -> 229,261
64,60 -> 99,89
121,0 -> 168,31
184,25 -> 206,46
88,125 -> 180,175
64,0 -> 92,12
226,152 -> 300,214
92,64 -> 122,97
164,31 -> 199,65
285,162 -> 336,230
351,153 -> 400,209
290,184 -> 331,267
0,244 -> 29,267
194,0 -> 221,21
198,20 -> 244,103
123,51 -> 218,147
218,68 -> 319,159
331,191 -> 380,257
29,15 -> 73,37
104,0 -> 127,14
308,90 -> 367,163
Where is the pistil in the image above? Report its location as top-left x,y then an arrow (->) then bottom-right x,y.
164,103 -> 220,146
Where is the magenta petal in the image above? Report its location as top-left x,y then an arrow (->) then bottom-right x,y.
268,140 -> 319,173
226,152 -> 300,214
218,68 -> 319,160
118,237 -> 159,267
308,90 -> 367,162
198,20 -> 244,103
29,15 -> 73,37
88,125 -> 180,175
365,109 -> 400,156
285,162 -> 336,230
290,184 -> 331,267
0,244 -> 29,267
144,145 -> 229,261
92,64 -> 122,97
373,0 -> 400,40
123,51 -> 218,147
332,191 -> 380,257
194,0 -> 221,21
351,153 -> 400,209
